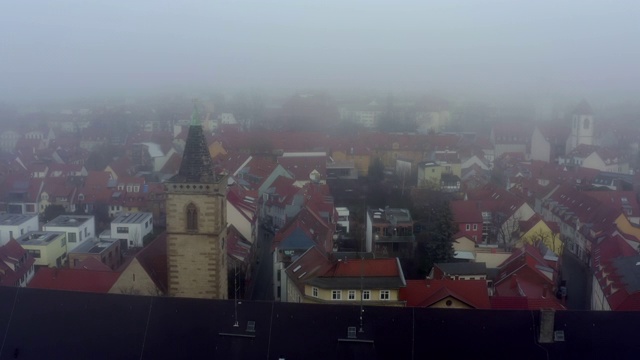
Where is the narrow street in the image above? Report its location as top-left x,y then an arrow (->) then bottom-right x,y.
247,227 -> 274,301
561,250 -> 591,310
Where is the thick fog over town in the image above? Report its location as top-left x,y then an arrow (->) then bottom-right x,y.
2,1 -> 640,359
2,1 -> 640,101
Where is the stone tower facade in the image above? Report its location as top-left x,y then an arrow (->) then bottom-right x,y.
566,100 -> 594,154
166,112 -> 228,299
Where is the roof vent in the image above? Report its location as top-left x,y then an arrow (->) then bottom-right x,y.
246,321 -> 256,333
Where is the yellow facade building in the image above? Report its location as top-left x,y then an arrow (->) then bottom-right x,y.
518,217 -> 563,256
282,247 -> 406,307
16,231 -> 67,268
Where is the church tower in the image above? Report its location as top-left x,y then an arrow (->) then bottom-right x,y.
166,104 -> 228,299
566,100 -> 594,154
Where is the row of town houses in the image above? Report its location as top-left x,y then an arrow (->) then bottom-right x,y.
1,100 -> 640,310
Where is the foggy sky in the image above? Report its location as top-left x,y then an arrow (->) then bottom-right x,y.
2,1 -> 640,102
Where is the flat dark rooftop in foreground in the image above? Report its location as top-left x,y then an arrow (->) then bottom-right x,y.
0,286 -> 639,359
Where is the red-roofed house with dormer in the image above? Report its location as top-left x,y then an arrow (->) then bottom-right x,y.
260,175 -> 299,231
283,247 -> 406,306
227,184 -> 258,245
560,144 -> 629,174
272,204 -> 337,301
491,244 -> 565,310
591,231 -> 640,310
277,152 -> 328,188
540,184 -> 622,264
450,200 -> 483,243
465,185 -> 536,248
38,177 -> 78,213
400,279 -> 491,309
0,239 -> 36,287
490,122 -> 532,159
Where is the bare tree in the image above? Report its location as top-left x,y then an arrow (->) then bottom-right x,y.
522,227 -> 563,256
395,162 -> 412,197
492,211 -> 522,251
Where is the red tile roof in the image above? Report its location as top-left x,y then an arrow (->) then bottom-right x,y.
227,225 -> 253,264
490,296 -> 565,310
492,245 -> 565,310
28,268 -> 120,294
159,152 -> 182,175
74,257 -> 113,271
400,279 -> 491,309
450,200 -> 483,223
584,191 -> 640,218
135,233 -> 168,294
326,258 -> 400,278
278,155 -> 327,181
0,240 -> 35,286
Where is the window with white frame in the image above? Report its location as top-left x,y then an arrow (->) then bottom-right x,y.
348,290 -> 356,300
465,224 -> 471,231
331,290 -> 342,300
362,290 -> 371,300
473,224 -> 477,231
312,287 -> 318,297
380,290 -> 390,300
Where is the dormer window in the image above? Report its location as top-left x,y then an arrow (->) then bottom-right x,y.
186,203 -> 198,231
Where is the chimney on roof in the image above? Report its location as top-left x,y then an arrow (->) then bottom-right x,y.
510,274 -> 518,289
538,309 -> 556,343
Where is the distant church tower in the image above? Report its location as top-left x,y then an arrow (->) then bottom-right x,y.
166,103 -> 228,299
566,100 -> 594,154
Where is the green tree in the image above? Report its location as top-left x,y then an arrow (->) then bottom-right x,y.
42,204 -> 66,222
416,200 -> 457,276
367,157 -> 385,183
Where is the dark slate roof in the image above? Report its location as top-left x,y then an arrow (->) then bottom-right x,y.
278,227 -> 316,250
1,287 -> 640,359
612,255 -> 640,293
170,125 -> 217,183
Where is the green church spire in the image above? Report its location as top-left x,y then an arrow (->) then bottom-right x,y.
191,99 -> 201,126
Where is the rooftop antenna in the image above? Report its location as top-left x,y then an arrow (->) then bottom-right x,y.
359,255 -> 365,333
233,262 -> 239,327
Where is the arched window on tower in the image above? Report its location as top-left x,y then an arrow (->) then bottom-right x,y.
186,203 -> 198,231
583,118 -> 590,130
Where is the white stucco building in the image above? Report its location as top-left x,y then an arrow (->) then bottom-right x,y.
43,215 -> 95,252
0,214 -> 39,245
110,212 -> 153,248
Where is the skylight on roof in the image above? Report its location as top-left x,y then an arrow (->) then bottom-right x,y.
293,265 -> 301,273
